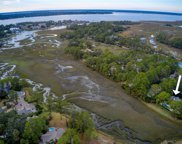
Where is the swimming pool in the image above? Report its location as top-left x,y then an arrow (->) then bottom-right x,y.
49,127 -> 56,132
178,62 -> 182,68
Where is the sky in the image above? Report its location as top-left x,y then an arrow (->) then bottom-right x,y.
0,0 -> 182,13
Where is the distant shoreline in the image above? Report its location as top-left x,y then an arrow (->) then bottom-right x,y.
0,9 -> 182,20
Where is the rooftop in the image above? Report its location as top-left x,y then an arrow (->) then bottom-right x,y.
15,91 -> 36,115
40,128 -> 65,144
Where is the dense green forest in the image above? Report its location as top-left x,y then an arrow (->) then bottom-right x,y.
61,21 -> 182,119
62,22 -> 156,53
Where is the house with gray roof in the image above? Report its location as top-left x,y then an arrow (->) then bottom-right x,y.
40,128 -> 65,144
171,96 -> 181,101
15,91 -> 36,115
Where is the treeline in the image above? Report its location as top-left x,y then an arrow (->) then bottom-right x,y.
85,50 -> 182,118
0,25 -> 15,40
62,22 -> 154,54
0,10 -> 112,20
0,111 -> 49,144
67,45 -> 177,102
64,21 -> 125,44
61,22 -> 182,119
1,10 -> 181,20
156,32 -> 182,49
65,44 -> 182,118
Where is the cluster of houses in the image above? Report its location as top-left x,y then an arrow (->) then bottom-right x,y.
140,34 -> 157,48
0,20 -> 88,49
13,20 -> 88,31
0,90 -> 36,115
149,34 -> 157,48
0,62 -> 66,143
9,27 -> 21,34
1,90 -> 65,143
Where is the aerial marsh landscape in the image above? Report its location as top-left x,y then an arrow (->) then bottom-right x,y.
0,20 -> 182,143
0,0 -> 182,142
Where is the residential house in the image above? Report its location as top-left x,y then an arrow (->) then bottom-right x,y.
149,34 -> 157,48
140,37 -> 146,43
15,91 -> 36,115
40,128 -> 65,144
171,96 -> 181,101
178,62 -> 182,69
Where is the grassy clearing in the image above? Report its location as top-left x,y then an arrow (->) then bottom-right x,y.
142,102 -> 182,123
97,131 -> 124,144
81,130 -> 125,144
95,41 -> 129,55
0,100 -> 5,107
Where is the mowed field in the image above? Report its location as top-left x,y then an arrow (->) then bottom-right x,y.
0,26 -> 182,143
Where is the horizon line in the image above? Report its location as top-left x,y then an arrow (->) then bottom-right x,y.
0,9 -> 182,15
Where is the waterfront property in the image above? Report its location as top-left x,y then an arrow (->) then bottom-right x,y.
149,34 -> 157,48
40,127 -> 65,144
178,62 -> 182,68
171,96 -> 181,101
161,103 -> 173,112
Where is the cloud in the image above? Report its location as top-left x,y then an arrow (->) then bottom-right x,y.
1,0 -> 20,5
